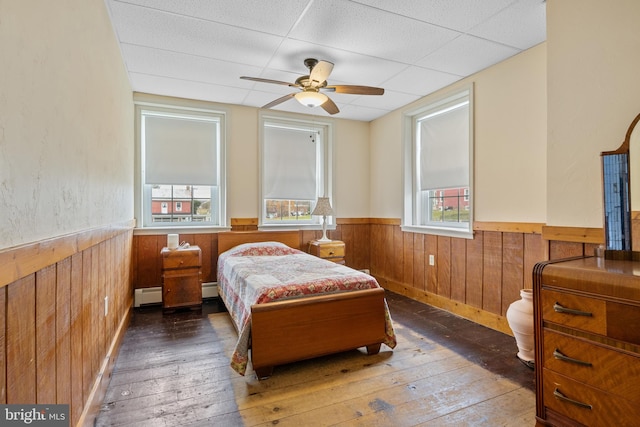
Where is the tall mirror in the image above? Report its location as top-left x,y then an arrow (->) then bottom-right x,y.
602,113 -> 640,259
630,114 -> 640,252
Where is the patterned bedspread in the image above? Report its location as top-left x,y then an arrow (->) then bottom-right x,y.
217,241 -> 397,375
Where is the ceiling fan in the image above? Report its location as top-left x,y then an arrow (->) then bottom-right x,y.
240,58 -> 384,115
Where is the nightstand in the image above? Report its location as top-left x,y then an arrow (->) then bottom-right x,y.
307,240 -> 345,264
161,245 -> 202,312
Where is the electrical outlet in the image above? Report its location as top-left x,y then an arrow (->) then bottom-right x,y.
429,254 -> 435,266
104,296 -> 109,316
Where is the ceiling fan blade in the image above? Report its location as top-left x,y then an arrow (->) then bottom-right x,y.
309,60 -> 334,86
325,85 -> 384,95
321,97 -> 339,115
241,76 -> 298,88
262,93 -> 296,109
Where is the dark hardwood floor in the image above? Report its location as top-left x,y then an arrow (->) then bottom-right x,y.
95,291 -> 535,426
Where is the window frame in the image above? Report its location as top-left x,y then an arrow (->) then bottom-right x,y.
402,85 -> 474,239
134,95 -> 227,231
258,112 -> 334,230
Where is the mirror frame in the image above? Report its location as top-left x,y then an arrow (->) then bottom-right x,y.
602,113 -> 640,260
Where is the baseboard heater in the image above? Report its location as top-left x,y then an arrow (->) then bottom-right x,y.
134,282 -> 218,307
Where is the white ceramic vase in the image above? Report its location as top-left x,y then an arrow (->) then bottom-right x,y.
506,289 -> 534,367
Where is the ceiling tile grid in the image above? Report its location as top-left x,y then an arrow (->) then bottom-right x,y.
106,0 -> 546,121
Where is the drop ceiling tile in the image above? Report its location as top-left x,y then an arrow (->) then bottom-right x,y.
335,104 -> 392,122
469,0 -> 547,49
382,66 -> 462,96
351,0 -> 515,32
121,44 -> 264,89
417,35 -> 520,76
130,73 -> 249,106
113,0 -> 310,36
109,1 -> 283,66
288,0 -> 461,63
106,0 -> 547,121
270,39 -> 409,87
348,90 -> 421,111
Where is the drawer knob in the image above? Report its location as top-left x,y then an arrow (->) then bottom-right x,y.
553,349 -> 592,367
553,388 -> 592,410
553,302 -> 592,317
329,251 -> 334,255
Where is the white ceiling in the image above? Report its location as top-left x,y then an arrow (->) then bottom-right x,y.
105,0 -> 546,122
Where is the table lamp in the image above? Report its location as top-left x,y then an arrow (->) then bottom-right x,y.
311,197 -> 334,242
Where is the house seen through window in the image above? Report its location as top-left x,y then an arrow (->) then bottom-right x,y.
135,98 -> 226,228
403,86 -> 473,238
260,114 -> 332,227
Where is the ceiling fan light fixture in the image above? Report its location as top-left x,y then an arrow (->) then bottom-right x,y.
295,91 -> 327,108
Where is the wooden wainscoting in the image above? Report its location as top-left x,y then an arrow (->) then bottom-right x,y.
133,233 -> 219,289
131,220 -> 604,335
369,220 -> 604,334
0,221 -> 134,427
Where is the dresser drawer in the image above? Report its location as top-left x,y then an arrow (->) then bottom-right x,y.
541,289 -> 606,335
543,329 -> 640,402
543,369 -> 640,426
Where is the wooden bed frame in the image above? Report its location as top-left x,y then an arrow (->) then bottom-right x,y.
217,230 -> 389,379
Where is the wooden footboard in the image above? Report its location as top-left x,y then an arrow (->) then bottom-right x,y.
250,287 -> 387,378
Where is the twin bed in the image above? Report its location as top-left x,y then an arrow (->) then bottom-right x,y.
216,231 -> 396,379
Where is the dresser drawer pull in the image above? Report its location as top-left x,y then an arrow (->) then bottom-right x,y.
553,302 -> 592,317
553,349 -> 592,366
553,389 -> 592,410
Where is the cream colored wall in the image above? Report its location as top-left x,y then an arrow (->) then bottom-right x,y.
369,111 -> 403,218
370,44 -> 547,222
227,105 -> 260,218
547,0 -> 640,228
333,119 -> 371,217
225,106 -> 372,220
0,0 -> 133,249
474,44 -> 547,222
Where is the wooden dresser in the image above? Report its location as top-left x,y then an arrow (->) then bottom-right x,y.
307,240 -> 345,264
161,245 -> 202,312
533,257 -> 640,426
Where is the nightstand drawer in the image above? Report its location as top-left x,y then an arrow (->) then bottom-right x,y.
316,242 -> 344,259
308,240 -> 345,263
162,247 -> 201,269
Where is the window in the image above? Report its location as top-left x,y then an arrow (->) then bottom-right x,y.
260,114 -> 332,228
403,86 -> 473,238
135,99 -> 226,228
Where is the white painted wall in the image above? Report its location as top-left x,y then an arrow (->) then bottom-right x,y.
546,0 -> 640,228
0,0 -> 133,249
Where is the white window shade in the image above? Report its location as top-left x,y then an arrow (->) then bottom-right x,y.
144,114 -> 218,185
419,102 -> 469,190
263,126 -> 317,200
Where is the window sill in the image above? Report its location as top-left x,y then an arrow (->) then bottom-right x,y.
134,225 -> 231,235
401,224 -> 473,239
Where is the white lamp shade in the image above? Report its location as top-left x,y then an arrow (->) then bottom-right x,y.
295,91 -> 328,108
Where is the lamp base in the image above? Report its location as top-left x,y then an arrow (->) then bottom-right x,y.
317,218 -> 331,242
